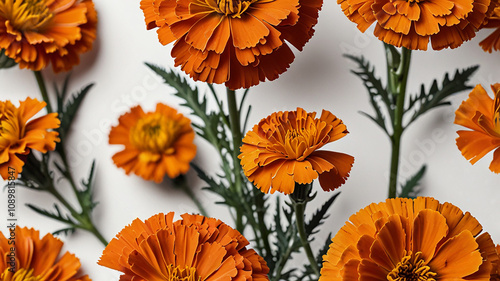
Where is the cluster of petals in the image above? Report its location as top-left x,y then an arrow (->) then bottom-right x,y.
140,0 -> 323,89
98,212 -> 269,281
479,0 -> 500,52
319,197 -> 499,281
109,103 -> 197,183
0,226 -> 90,281
338,0 -> 492,50
0,0 -> 97,72
0,97 -> 60,180
239,107 -> 354,195
454,83 -> 500,173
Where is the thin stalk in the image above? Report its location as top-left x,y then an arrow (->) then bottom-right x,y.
173,175 -> 209,217
291,183 -> 320,278
226,87 -> 244,232
387,47 -> 412,199
34,71 -> 53,113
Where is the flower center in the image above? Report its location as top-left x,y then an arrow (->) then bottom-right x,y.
0,101 -> 22,147
494,88 -> 500,133
0,0 -> 53,32
1,268 -> 43,281
387,252 -> 437,281
282,128 -> 316,161
130,113 -> 180,155
165,265 -> 200,281
215,0 -> 254,17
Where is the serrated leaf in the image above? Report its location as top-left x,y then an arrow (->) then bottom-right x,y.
407,66 -> 479,126
344,54 -> 393,134
59,83 -> 94,134
305,192 -> 340,237
52,227 -> 76,236
399,165 -> 426,198
79,160 -> 98,212
26,204 -> 76,225
0,49 -> 16,69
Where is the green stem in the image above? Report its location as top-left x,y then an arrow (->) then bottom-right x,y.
173,175 -> 209,217
226,87 -> 244,232
291,183 -> 320,278
387,47 -> 412,199
34,71 -> 53,113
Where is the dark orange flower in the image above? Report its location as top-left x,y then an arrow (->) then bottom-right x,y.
454,84 -> 500,173
0,226 -> 91,281
0,97 -> 60,180
319,197 -> 499,281
140,0 -> 323,90
109,103 -> 196,182
479,0 -> 500,52
239,108 -> 354,195
99,212 -> 269,281
0,0 -> 97,72
339,0 -> 491,50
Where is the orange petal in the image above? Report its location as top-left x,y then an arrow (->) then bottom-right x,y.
411,209 -> 448,261
312,151 -> 354,191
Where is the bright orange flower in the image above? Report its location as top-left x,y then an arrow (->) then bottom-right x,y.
0,97 -> 60,180
109,103 -> 196,183
99,212 -> 269,281
239,108 -> 354,195
0,226 -> 91,281
339,0 -> 491,50
454,84 -> 500,173
319,197 -> 499,281
140,0 -> 323,90
0,0 -> 97,72
479,0 -> 500,52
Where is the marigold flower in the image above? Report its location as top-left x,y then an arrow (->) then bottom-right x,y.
0,226 -> 91,281
0,97 -> 60,180
319,197 -> 499,281
0,0 -> 97,72
109,103 -> 196,183
454,84 -> 500,173
339,0 -> 491,50
140,0 -> 323,90
99,212 -> 270,281
479,0 -> 500,52
239,108 -> 354,195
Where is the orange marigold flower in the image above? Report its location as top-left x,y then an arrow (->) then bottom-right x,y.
339,0 -> 491,50
319,197 -> 500,281
479,0 -> 500,52
454,84 -> 500,173
0,226 -> 91,281
98,212 -> 270,281
109,103 -> 196,183
239,108 -> 354,195
140,0 -> 323,90
0,97 -> 60,180
0,0 -> 97,72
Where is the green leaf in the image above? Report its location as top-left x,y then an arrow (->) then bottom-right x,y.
59,83 -> 94,134
305,192 -> 340,237
406,65 -> 479,126
78,160 -> 98,213
26,203 -> 76,225
399,165 -> 426,198
52,227 -> 76,236
344,54 -> 392,135
0,49 -> 16,69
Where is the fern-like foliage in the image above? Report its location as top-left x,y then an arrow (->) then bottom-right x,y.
399,165 -> 426,198
406,66 -> 478,126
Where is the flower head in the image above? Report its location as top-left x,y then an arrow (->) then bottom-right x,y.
0,0 -> 97,72
109,103 -> 196,182
140,0 -> 323,90
98,212 -> 270,281
479,0 -> 500,52
239,108 -> 354,195
0,97 -> 60,180
0,226 -> 91,281
454,83 -> 500,173
339,0 -> 491,50
319,197 -> 499,281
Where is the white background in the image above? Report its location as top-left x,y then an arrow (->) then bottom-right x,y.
1,0 -> 500,279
